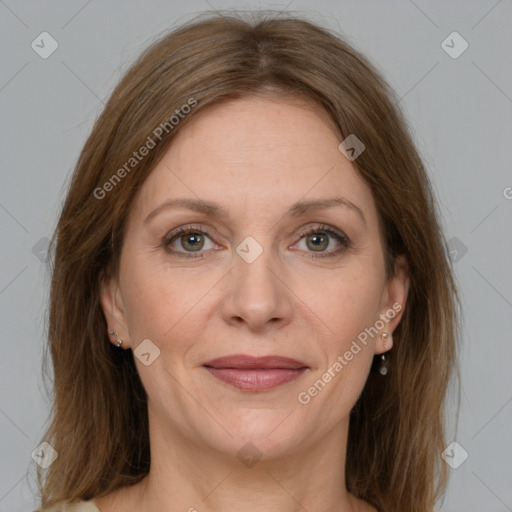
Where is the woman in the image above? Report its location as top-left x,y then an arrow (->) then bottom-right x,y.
36,12 -> 460,512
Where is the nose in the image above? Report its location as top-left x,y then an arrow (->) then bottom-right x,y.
220,247 -> 294,333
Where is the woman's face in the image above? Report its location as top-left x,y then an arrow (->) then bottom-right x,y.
101,95 -> 408,462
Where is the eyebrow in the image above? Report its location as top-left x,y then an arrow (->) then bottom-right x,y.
144,198 -> 228,224
144,196 -> 366,225
289,197 -> 366,225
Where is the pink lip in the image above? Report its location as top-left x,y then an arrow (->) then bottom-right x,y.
203,355 -> 309,391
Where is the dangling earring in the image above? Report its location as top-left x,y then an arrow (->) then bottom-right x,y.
379,354 -> 388,376
379,332 -> 393,376
109,330 -> 123,348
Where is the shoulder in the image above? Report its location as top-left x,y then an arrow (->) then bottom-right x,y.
37,500 -> 100,512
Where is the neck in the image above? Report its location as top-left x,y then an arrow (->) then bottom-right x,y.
130,413 -> 358,512
94,405 -> 376,512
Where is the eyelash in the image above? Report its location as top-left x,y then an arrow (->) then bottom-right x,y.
163,223 -> 351,260
297,225 -> 350,258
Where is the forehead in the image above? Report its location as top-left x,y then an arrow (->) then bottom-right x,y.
132,95 -> 378,227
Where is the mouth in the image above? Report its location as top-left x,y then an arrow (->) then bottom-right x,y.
203,354 -> 309,392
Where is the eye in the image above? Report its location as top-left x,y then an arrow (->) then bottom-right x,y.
294,224 -> 350,259
164,225 -> 217,258
163,223 -> 350,260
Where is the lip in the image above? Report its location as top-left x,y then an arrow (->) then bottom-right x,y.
203,355 -> 309,392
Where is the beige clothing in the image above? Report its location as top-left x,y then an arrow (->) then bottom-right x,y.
39,500 -> 100,512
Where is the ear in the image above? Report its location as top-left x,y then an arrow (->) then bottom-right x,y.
99,273 -> 131,349
375,254 -> 410,354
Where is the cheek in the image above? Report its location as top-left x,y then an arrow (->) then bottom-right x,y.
119,258 -> 206,411
300,311 -> 377,425
308,267 -> 384,344
296,268 -> 382,407
118,246 -> 174,340
119,250 -> 215,350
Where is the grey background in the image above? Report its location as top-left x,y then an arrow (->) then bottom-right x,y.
1,1 -> 511,510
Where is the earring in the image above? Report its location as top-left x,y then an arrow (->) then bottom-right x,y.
381,332 -> 392,350
109,330 -> 123,348
379,354 -> 388,376
379,332 -> 393,376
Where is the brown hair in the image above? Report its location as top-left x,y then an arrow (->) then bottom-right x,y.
36,11 -> 460,511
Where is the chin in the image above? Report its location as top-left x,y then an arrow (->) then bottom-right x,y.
198,409 -> 308,462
